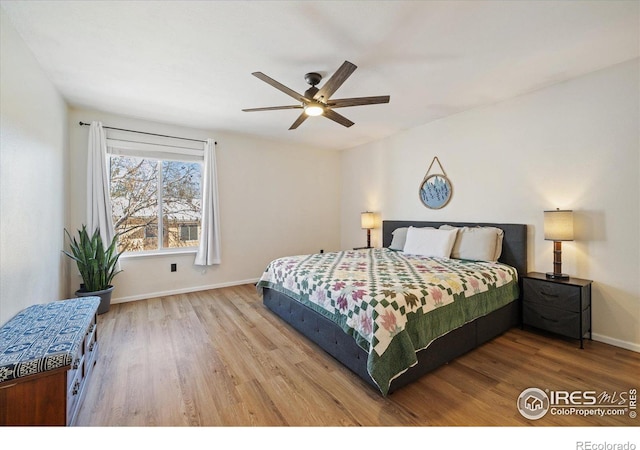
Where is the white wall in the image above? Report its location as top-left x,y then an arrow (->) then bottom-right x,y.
341,59 -> 640,351
67,108 -> 342,302
0,10 -> 68,324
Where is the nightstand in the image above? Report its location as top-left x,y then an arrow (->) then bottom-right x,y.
522,272 -> 592,348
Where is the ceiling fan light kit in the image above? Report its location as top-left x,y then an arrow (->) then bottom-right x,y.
304,103 -> 324,116
242,61 -> 390,129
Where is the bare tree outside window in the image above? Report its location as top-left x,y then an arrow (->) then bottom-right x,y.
110,155 -> 201,253
162,160 -> 201,249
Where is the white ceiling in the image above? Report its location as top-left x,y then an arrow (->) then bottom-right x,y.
1,1 -> 638,150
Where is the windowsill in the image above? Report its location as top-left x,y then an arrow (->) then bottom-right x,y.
120,248 -> 198,259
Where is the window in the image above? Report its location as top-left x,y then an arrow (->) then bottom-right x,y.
144,223 -> 157,239
109,154 -> 202,254
180,224 -> 198,241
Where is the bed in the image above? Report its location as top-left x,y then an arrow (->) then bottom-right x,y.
257,220 -> 527,395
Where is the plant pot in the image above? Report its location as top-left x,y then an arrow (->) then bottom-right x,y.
75,285 -> 114,315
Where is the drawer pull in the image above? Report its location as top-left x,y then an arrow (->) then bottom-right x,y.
88,341 -> 95,351
540,290 -> 558,298
72,359 -> 80,370
72,380 -> 81,396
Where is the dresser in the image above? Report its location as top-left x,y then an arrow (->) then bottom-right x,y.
0,297 -> 100,426
522,272 -> 592,348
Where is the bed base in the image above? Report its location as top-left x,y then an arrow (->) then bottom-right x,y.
263,287 -> 519,394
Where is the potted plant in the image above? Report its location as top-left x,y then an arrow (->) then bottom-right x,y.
63,225 -> 123,314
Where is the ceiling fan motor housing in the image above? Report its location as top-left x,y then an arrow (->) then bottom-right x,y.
304,73 -> 322,99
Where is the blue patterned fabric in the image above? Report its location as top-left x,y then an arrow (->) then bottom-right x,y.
0,297 -> 100,383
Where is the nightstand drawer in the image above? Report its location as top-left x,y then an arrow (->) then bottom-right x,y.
523,302 -> 590,339
523,278 -> 586,312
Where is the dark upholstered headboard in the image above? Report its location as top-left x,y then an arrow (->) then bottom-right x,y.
382,220 -> 528,277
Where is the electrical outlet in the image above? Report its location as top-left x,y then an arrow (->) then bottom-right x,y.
171,263 -> 177,272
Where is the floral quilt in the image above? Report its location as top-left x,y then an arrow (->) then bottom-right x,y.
256,248 -> 519,395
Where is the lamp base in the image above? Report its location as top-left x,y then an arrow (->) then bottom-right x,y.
546,272 -> 570,280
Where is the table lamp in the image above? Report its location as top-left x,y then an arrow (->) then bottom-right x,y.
544,208 -> 574,280
361,212 -> 375,248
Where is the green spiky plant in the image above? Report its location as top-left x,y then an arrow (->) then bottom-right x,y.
63,225 -> 122,292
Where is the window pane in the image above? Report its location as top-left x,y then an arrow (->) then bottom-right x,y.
162,161 -> 201,248
110,155 -> 159,253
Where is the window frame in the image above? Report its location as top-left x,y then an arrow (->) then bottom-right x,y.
106,137 -> 204,257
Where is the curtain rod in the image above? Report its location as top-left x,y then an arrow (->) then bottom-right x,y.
78,121 -> 215,145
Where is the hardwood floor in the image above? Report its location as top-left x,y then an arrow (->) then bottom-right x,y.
75,284 -> 639,427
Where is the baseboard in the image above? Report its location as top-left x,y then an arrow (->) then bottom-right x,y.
111,278 -> 261,304
592,333 -> 640,353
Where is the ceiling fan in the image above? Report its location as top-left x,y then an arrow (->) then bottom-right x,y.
242,60 -> 390,130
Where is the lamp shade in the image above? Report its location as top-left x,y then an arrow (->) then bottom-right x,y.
361,212 -> 375,229
544,209 -> 574,241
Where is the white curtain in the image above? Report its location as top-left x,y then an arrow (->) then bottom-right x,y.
195,138 -> 221,265
87,121 -> 117,248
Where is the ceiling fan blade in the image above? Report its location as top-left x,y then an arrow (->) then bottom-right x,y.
328,96 -> 390,108
242,105 -> 303,112
314,61 -> 357,101
289,112 -> 309,130
323,109 -> 354,128
252,72 -> 308,103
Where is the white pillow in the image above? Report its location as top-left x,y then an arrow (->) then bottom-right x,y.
402,227 -> 458,258
440,225 -> 504,261
389,227 -> 409,250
